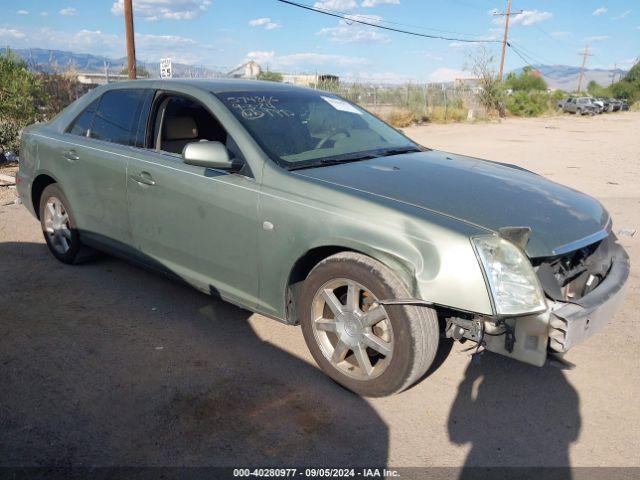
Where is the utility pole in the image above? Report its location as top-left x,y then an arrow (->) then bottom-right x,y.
576,45 -> 593,93
494,0 -> 523,81
123,0 -> 137,80
610,63 -> 617,86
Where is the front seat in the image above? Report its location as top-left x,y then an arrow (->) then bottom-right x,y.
162,116 -> 198,154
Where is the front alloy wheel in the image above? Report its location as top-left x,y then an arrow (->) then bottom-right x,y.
299,252 -> 440,397
311,278 -> 394,380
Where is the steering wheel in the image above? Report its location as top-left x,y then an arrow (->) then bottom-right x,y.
315,128 -> 351,150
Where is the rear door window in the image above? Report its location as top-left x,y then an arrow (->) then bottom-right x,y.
90,89 -> 147,147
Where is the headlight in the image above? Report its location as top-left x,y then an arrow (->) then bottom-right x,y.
472,235 -> 547,316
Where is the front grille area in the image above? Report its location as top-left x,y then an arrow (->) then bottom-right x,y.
534,234 -> 615,303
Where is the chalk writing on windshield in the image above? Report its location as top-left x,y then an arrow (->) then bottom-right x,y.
225,95 -> 294,121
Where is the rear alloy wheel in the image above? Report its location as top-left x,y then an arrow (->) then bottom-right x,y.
39,184 -> 94,264
43,196 -> 72,256
299,252 -> 439,397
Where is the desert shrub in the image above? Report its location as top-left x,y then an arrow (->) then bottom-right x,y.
385,109 -> 415,127
0,51 -> 46,152
506,91 -> 550,117
0,50 -> 87,153
465,49 -> 506,116
505,67 -> 548,92
427,106 -> 468,123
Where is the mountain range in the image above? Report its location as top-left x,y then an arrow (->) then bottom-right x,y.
10,48 -> 225,78
10,47 -> 630,91
514,64 -> 628,91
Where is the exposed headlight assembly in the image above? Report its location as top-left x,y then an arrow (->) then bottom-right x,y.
472,235 -> 547,316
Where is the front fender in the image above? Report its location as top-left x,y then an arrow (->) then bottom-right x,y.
257,166 -> 493,320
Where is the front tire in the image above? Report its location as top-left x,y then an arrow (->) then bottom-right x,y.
39,184 -> 94,264
299,252 -> 439,397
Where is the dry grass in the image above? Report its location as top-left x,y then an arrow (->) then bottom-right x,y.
385,109 -> 415,128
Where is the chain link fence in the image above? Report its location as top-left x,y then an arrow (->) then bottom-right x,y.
316,81 -> 485,126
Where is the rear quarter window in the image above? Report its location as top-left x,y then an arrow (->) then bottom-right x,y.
67,99 -> 99,137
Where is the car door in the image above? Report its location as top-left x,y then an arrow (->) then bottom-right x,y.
564,98 -> 575,113
126,92 -> 261,308
61,88 -> 152,247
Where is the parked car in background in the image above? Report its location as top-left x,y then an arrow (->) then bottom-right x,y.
596,98 -> 609,112
16,80 -> 630,396
591,98 -> 605,114
620,100 -> 630,111
609,99 -> 622,112
563,97 -> 596,115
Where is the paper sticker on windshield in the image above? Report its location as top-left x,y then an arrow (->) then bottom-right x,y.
321,96 -> 362,115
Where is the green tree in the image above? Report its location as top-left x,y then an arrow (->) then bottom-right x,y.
609,59 -> 640,102
119,64 -> 150,77
505,67 -> 548,92
0,50 -> 46,152
587,80 -> 609,97
257,71 -> 283,82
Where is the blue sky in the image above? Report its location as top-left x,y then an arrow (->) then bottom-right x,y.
1,0 -> 638,82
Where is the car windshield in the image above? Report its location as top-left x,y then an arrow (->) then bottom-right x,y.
215,89 -> 421,170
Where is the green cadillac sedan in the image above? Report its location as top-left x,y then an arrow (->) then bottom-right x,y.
17,79 -> 629,396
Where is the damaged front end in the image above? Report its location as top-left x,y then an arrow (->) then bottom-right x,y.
443,232 -> 629,366
537,234 -> 630,354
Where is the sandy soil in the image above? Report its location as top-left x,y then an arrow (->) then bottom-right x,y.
0,112 -> 638,470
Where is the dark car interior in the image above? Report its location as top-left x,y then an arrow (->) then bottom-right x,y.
150,94 -> 245,166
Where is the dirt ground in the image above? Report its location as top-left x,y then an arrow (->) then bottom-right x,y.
0,164 -> 18,206
0,112 -> 638,470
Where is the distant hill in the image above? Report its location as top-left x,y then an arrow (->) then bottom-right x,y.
11,48 -> 225,78
512,64 -> 628,92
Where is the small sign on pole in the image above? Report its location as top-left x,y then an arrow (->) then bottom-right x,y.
160,58 -> 172,79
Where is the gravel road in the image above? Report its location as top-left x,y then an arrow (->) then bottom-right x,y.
1,112 -> 638,469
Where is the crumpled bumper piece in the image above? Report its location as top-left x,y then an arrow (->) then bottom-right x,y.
548,242 -> 630,353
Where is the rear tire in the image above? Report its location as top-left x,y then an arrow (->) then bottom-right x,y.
298,252 -> 439,397
39,184 -> 96,264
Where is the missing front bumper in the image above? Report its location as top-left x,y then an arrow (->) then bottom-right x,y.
378,242 -> 630,367
548,244 -> 630,352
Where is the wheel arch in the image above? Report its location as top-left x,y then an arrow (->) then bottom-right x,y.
284,241 -> 419,325
31,173 -> 59,219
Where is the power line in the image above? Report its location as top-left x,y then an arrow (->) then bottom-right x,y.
320,5 -> 492,37
275,0 -> 502,43
509,40 -> 557,66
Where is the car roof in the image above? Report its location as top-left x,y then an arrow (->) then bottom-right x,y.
96,78 -> 316,94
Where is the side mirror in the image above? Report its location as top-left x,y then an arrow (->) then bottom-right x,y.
182,141 -> 238,171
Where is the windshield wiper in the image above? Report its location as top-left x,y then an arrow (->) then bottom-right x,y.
287,153 -> 379,171
287,147 -> 423,171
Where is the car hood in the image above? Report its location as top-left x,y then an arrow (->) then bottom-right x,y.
294,150 -> 609,258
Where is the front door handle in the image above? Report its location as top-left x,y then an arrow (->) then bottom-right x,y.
130,171 -> 156,186
62,149 -> 80,162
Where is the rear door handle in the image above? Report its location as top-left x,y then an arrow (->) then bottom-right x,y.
62,149 -> 80,162
130,171 -> 156,186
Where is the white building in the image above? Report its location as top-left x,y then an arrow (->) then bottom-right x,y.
226,61 -> 262,79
